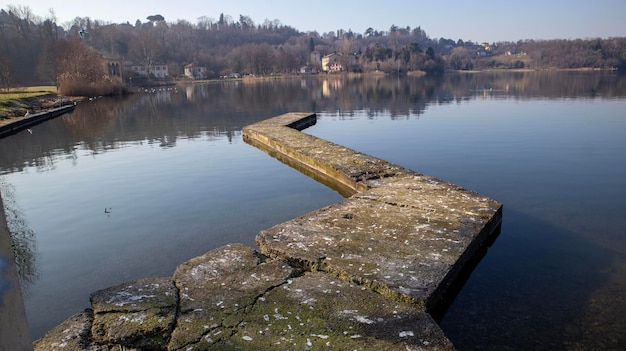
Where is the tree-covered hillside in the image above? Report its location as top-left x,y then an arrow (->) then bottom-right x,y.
1,5 -> 625,89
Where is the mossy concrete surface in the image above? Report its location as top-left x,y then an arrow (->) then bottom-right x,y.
34,244 -> 453,350
246,113 -> 502,310
34,112 -> 501,350
90,278 -> 178,350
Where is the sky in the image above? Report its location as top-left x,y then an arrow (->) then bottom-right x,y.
2,0 -> 625,43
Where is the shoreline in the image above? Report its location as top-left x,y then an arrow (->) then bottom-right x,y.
1,67 -> 618,133
0,104 -> 76,138
0,192 -> 33,351
181,66 -> 619,83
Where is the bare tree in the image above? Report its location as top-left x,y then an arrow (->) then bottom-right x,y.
448,46 -> 475,70
239,15 -> 254,31
129,28 -> 163,76
36,11 -> 62,84
57,38 -> 125,96
0,53 -> 18,92
6,5 -> 38,38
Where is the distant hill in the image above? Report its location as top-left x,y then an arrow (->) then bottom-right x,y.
1,7 -> 624,87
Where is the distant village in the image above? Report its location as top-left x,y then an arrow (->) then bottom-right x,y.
1,6 -> 624,95
129,51 -> 359,81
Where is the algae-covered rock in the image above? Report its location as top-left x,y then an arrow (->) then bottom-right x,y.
33,309 -> 94,351
211,271 -> 454,350
90,277 -> 177,313
90,277 -> 177,350
169,243 -> 295,350
257,178 -> 501,309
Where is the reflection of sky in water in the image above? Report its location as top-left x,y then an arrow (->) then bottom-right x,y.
311,99 -> 626,230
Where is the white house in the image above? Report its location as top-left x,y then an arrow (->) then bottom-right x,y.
184,63 -> 208,79
321,53 -> 342,72
320,53 -> 359,72
300,65 -> 319,74
130,64 -> 170,79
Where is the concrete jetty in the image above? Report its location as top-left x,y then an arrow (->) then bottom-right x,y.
33,112 -> 502,350
0,104 -> 75,138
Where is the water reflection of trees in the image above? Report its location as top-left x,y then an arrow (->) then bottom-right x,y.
0,178 -> 38,293
315,75 -> 443,118
0,72 -> 624,175
440,71 -> 626,100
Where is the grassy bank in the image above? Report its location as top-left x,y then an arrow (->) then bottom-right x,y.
0,86 -> 59,117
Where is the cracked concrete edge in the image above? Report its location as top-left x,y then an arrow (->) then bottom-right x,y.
34,244 -> 455,350
247,112 -> 502,306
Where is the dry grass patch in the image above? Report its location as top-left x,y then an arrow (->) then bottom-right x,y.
0,86 -> 58,116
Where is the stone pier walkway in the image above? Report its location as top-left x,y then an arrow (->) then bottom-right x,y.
34,113 -> 502,351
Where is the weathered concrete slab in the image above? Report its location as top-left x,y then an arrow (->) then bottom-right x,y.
243,112 -> 374,194
214,271 -> 454,350
33,309 -> 94,351
169,243 -> 295,350
246,113 -> 502,312
90,277 -> 177,350
167,243 -> 454,350
257,188 -> 500,309
34,243 -> 454,350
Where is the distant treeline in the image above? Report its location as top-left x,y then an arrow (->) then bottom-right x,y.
1,5 -> 625,90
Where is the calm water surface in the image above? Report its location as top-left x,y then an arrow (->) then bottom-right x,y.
1,72 -> 624,350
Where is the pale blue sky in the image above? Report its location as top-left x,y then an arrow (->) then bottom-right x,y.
2,0 -> 625,43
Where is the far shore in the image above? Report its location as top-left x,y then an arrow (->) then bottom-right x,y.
1,67 -> 619,123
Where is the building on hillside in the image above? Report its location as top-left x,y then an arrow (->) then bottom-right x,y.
321,53 -> 342,72
184,63 -> 207,79
321,53 -> 360,72
300,65 -> 319,74
105,58 -> 123,79
129,64 -> 170,79
310,51 -> 321,67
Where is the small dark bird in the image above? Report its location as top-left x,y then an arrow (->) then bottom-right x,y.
79,29 -> 88,38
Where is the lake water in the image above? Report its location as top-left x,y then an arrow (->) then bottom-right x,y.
1,72 -> 624,350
